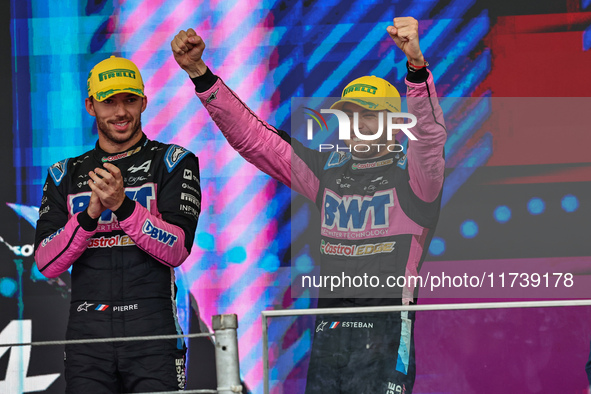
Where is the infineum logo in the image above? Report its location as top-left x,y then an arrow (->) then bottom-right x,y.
98,68 -> 136,81
304,107 -> 418,152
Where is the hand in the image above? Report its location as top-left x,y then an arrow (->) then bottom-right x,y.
87,191 -> 106,219
387,17 -> 425,66
171,28 -> 208,78
88,163 -> 126,212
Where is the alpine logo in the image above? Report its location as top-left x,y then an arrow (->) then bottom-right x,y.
142,219 -> 178,246
128,160 -> 151,173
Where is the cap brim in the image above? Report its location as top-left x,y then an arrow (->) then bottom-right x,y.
93,87 -> 145,102
330,98 -> 396,112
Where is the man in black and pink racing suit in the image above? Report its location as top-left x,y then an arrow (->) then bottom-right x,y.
34,56 -> 200,393
172,16 -> 446,393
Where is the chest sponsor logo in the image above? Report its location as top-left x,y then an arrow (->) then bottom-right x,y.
72,155 -> 89,166
125,175 -> 149,186
128,160 -> 151,173
322,189 -> 393,232
142,219 -> 178,246
320,240 -> 395,257
69,184 -> 156,226
41,227 -> 64,247
88,235 -> 135,248
102,146 -> 141,162
351,158 -> 393,171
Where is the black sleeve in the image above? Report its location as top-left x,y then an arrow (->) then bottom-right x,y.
34,174 -> 69,250
156,152 -> 201,253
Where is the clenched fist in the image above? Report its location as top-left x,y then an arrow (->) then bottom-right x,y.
387,17 -> 425,66
171,28 -> 208,78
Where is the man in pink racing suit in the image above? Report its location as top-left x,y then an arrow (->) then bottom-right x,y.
172,17 -> 445,393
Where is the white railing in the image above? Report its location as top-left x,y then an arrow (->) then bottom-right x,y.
261,299 -> 591,394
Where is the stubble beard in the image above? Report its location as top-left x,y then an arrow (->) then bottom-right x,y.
96,116 -> 142,148
347,134 -> 392,159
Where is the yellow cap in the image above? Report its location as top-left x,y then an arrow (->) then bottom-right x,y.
87,56 -> 145,102
330,75 -> 401,112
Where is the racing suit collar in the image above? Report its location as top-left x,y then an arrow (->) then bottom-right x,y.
94,133 -> 149,163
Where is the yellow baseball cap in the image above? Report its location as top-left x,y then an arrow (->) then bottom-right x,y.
330,75 -> 401,112
87,56 -> 145,102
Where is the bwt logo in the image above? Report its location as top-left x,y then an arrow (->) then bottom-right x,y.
142,219 -> 178,247
322,189 -> 393,231
304,107 -> 417,142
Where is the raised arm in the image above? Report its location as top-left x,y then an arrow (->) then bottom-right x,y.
388,17 -> 447,203
171,29 -> 321,202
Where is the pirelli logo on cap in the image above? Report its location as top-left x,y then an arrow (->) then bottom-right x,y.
98,68 -> 137,82
343,83 -> 378,96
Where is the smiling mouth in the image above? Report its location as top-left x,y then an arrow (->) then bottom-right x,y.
112,121 -> 131,130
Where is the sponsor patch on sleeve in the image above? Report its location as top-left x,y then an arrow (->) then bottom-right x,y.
49,159 -> 69,186
323,151 -> 351,170
142,219 -> 178,246
164,145 -> 190,173
397,154 -> 407,169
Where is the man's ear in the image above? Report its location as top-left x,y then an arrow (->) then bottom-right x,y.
141,96 -> 148,113
85,97 -> 96,117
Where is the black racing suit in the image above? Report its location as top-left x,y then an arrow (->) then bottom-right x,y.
192,64 -> 446,393
34,133 -> 201,392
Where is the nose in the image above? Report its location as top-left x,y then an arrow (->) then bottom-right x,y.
350,113 -> 365,133
114,102 -> 128,117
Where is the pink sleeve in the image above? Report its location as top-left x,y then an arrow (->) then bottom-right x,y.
405,70 -> 447,203
118,201 -> 188,267
35,213 -> 97,278
195,78 -> 320,202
